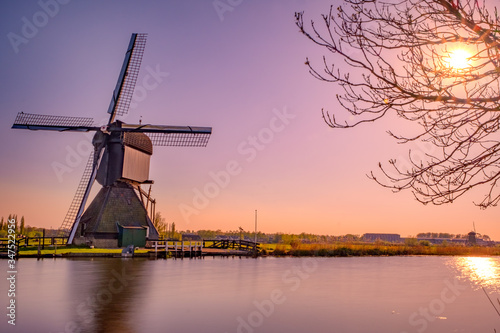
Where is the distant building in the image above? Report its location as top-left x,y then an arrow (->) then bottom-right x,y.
467,231 -> 477,245
182,233 -> 202,241
362,233 -> 402,243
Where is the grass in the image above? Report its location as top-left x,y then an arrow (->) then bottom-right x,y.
269,243 -> 500,257
261,243 -> 291,252
17,245 -> 150,256
11,242 -> 500,257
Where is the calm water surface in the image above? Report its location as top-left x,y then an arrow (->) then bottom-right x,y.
1,256 -> 499,333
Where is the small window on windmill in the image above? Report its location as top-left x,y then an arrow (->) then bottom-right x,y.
127,198 -> 131,205
81,223 -> 86,236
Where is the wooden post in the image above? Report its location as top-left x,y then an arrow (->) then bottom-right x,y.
254,210 -> 258,256
42,229 -> 46,250
138,185 -> 145,207
15,239 -> 20,259
152,200 -> 156,225
37,237 -> 41,258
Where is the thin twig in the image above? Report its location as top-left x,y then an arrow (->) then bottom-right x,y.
482,286 -> 500,317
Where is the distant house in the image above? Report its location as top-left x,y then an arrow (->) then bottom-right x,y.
362,233 -> 402,243
182,233 -> 202,241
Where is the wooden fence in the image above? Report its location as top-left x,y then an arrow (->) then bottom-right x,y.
203,239 -> 260,251
0,237 -> 68,258
146,240 -> 204,258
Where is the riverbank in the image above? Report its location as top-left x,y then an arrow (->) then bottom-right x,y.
7,242 -> 500,258
9,245 -> 253,258
267,243 -> 500,257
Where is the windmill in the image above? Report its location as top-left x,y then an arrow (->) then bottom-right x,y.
12,33 -> 212,247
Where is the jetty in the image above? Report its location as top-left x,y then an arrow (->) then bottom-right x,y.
147,239 -> 261,258
0,237 -> 261,259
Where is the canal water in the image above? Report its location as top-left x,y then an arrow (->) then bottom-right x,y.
1,256 -> 499,333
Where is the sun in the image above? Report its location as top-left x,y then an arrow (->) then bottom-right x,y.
444,49 -> 472,70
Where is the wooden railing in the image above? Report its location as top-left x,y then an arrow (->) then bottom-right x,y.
146,240 -> 204,258
203,239 -> 260,251
0,236 -> 67,250
146,239 -> 261,257
0,237 -> 67,249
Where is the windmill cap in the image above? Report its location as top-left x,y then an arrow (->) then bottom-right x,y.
123,132 -> 153,155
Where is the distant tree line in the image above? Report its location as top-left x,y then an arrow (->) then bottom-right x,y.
0,214 -> 44,238
2,212 -> 492,243
416,232 -> 490,240
144,214 -> 499,244
153,212 -> 182,241
189,229 -> 359,245
147,215 -> 359,244
417,232 -> 456,239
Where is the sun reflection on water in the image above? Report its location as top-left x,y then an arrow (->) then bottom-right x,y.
452,257 -> 500,292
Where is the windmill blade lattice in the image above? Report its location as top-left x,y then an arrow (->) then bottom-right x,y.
146,132 -> 211,147
58,152 -> 95,237
108,33 -> 147,120
12,112 -> 96,132
120,123 -> 212,146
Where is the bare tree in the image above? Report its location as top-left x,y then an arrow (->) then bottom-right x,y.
296,0 -> 500,207
154,212 -> 167,238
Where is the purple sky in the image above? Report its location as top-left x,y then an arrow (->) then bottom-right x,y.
1,0 -> 499,239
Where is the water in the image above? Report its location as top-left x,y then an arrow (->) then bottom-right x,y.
1,256 -> 499,333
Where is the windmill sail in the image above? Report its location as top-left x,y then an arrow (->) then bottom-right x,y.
12,112 -> 97,132
120,123 -> 212,147
58,153 -> 95,236
66,145 -> 105,243
146,131 -> 211,147
107,33 -> 147,122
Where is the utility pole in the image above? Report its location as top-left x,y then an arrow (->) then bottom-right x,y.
238,226 -> 243,250
254,210 -> 257,255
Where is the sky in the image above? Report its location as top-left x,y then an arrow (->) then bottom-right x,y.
1,0 -> 499,240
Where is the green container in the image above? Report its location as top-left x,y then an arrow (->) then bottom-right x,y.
117,223 -> 147,247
